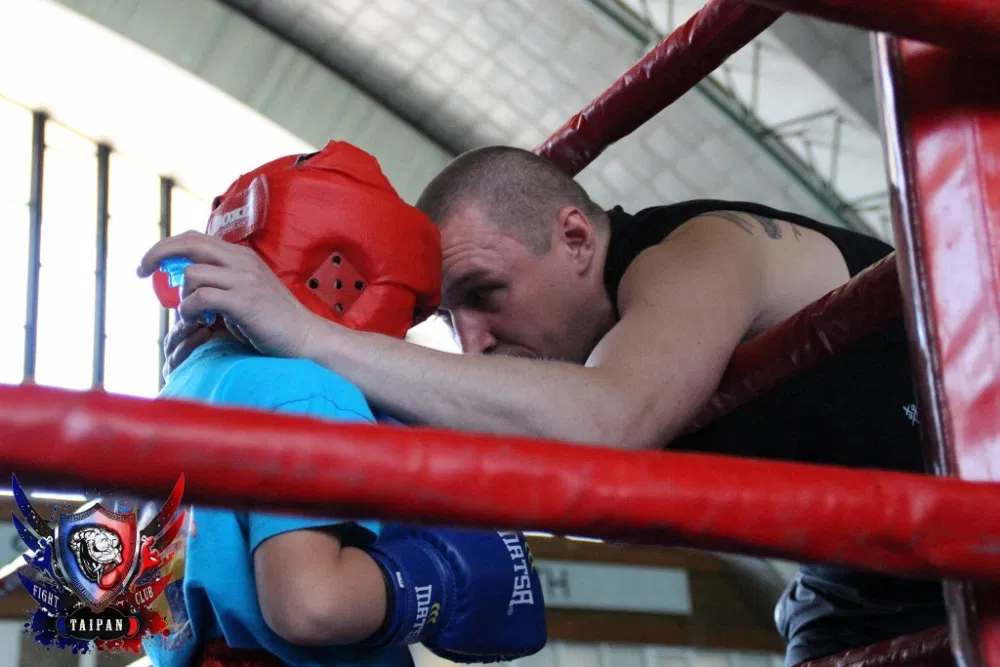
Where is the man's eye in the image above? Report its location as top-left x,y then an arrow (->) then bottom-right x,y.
467,287 -> 496,309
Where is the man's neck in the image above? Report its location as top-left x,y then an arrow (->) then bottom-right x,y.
568,228 -> 617,362
593,226 -> 616,323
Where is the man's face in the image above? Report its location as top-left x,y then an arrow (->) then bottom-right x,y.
437,203 -> 585,361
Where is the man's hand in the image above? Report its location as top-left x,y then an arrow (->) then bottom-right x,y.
162,319 -> 211,380
139,232 -> 326,361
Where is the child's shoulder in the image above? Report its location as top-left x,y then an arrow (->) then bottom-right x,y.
221,355 -> 372,416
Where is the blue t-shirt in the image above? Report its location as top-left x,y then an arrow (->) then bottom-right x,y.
142,338 -> 413,667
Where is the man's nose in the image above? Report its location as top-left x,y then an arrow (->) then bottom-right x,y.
453,311 -> 496,354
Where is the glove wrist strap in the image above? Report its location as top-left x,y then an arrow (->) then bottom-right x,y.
363,540 -> 449,647
358,565 -> 397,648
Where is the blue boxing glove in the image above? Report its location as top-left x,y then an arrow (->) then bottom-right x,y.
364,527 -> 546,663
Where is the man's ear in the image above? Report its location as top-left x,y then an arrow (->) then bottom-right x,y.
553,206 -> 597,273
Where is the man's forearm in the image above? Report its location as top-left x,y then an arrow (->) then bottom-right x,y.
304,321 -> 635,446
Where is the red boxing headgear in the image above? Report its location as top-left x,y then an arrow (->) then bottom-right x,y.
160,141 -> 442,339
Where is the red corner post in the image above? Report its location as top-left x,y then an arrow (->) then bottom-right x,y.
875,35 -> 1000,667
750,0 -> 1000,59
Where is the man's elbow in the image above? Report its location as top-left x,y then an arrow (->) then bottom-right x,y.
588,397 -> 667,451
579,383 -> 688,451
599,421 -> 664,451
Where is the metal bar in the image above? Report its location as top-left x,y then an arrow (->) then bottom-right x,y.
721,64 -> 739,97
829,115 -> 843,186
765,107 -> 839,134
158,177 -> 173,390
23,111 -> 46,383
851,201 -> 892,214
750,42 -> 762,112
850,204 -> 890,216
92,144 -> 111,388
536,0 -> 782,175
638,0 -> 652,25
749,0 -> 1000,59
850,190 -> 891,207
802,139 -> 819,175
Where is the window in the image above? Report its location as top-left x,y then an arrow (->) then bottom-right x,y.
0,98 -> 32,384
34,121 -> 97,391
1,98 -> 282,394
167,186 -> 211,330
171,185 -> 210,236
103,153 -> 162,398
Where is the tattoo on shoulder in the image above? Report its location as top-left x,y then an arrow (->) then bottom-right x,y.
709,211 -> 787,240
711,211 -> 802,241
755,215 -> 783,239
709,211 -> 756,236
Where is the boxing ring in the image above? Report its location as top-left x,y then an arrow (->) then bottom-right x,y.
2,0 -> 999,665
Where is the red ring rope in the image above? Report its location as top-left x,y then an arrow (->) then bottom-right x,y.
685,253 -> 901,433
2,383 -> 1000,583
798,626 -> 951,667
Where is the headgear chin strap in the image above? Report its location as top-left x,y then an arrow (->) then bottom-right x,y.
154,141 -> 442,340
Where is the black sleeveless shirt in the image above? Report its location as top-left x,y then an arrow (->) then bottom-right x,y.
603,201 -> 945,640
604,200 -> 925,473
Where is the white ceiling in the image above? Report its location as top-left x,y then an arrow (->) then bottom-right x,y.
50,0 -> 454,204
223,0 -> 891,240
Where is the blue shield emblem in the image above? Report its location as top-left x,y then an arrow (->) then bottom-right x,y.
57,505 -> 139,610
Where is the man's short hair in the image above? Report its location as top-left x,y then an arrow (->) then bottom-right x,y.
415,145 -> 606,252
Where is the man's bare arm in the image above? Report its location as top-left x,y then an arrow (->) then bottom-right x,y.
139,215 -> 771,449
584,215 -> 768,444
302,215 -> 767,448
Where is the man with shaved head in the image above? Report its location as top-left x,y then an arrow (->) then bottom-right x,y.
141,144 -> 946,666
